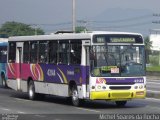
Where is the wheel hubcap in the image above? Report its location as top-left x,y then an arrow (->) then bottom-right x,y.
72,90 -> 78,101
29,86 -> 33,97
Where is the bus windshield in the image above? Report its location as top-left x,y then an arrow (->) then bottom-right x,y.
90,45 -> 145,77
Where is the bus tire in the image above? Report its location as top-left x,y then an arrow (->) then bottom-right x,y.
115,101 -> 127,107
28,80 -> 36,100
1,74 -> 7,88
71,86 -> 80,107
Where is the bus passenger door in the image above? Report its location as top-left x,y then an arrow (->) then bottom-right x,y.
85,46 -> 90,96
16,42 -> 23,91
82,40 -> 90,98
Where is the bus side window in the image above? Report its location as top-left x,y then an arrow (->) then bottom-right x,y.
0,46 -> 7,63
70,42 -> 81,64
30,42 -> 38,63
23,42 -> 30,63
49,41 -> 57,64
39,41 -> 48,63
58,42 -> 69,64
8,42 -> 16,63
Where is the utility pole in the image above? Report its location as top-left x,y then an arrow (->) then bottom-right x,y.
152,13 -> 160,65
72,0 -> 76,32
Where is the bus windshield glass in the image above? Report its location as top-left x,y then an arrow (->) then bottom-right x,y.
90,45 -> 145,77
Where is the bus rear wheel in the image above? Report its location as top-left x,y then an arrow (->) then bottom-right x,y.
28,80 -> 36,100
115,101 -> 127,107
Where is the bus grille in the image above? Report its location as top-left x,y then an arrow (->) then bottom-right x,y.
107,82 -> 134,85
112,92 -> 131,98
109,86 -> 131,90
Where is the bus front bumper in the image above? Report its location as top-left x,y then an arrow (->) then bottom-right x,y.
90,90 -> 146,100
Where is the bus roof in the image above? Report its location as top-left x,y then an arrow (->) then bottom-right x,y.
0,38 -> 8,42
0,38 -> 8,46
8,31 -> 143,42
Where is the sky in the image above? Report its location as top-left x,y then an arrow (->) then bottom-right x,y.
0,0 -> 160,36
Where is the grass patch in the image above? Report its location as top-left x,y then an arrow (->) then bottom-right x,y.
146,66 -> 160,72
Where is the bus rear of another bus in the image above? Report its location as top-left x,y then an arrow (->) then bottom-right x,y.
0,38 -> 8,87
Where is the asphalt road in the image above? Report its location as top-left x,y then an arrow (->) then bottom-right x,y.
0,86 -> 160,120
147,80 -> 160,91
146,76 -> 160,99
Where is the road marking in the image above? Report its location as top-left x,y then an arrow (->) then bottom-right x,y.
147,80 -> 160,82
146,98 -> 160,101
146,105 -> 160,110
14,98 -> 31,102
76,107 -> 100,113
147,90 -> 160,93
35,114 -> 45,117
0,107 -> 26,114
147,82 -> 160,84
1,108 -> 11,111
17,111 -> 26,114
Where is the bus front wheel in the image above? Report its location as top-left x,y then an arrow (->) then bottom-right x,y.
115,101 -> 127,107
1,74 -> 7,88
71,86 -> 81,106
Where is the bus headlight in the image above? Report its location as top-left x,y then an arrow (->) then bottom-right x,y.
139,85 -> 143,89
92,86 -> 95,89
134,85 -> 144,89
134,86 -> 138,89
97,85 -> 101,89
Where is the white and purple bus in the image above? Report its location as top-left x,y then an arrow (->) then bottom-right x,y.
7,31 -> 146,106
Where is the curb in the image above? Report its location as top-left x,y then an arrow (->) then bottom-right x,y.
147,90 -> 160,99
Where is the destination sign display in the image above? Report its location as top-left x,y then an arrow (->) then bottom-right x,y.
110,37 -> 136,43
96,37 -> 105,43
93,34 -> 143,43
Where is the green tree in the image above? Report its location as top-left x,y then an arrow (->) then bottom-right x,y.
75,26 -> 87,33
0,21 -> 44,36
144,36 -> 152,64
